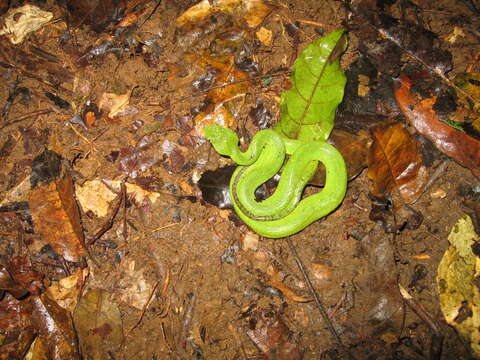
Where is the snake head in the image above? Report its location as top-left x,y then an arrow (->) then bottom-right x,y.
203,125 -> 239,157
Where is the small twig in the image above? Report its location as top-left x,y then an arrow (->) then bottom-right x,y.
0,109 -> 53,130
0,61 -> 73,96
137,0 -> 162,29
122,181 -> 128,243
151,222 -> 181,233
399,285 -> 444,359
87,179 -> 126,245
285,237 -> 355,359
178,292 -> 197,349
127,280 -> 161,335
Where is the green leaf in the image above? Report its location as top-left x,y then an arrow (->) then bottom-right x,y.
274,29 -> 347,142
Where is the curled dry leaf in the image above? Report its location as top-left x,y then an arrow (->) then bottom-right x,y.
98,91 -> 131,118
368,122 -> 428,204
45,268 -> 89,313
28,150 -> 87,262
73,289 -> 123,359
395,75 -> 480,175
0,5 -> 53,44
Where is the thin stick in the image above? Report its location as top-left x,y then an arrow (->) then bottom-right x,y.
127,280 -> 161,334
0,62 -> 73,96
399,285 -> 444,359
0,109 -> 53,130
285,237 -> 355,359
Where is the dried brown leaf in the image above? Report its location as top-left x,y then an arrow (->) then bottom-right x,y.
28,151 -> 87,262
367,122 -> 428,204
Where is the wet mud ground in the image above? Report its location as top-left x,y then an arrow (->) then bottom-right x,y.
0,0 -> 479,358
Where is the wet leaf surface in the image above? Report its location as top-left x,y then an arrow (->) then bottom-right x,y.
395,74 -> 480,175
30,294 -> 80,359
198,166 -> 236,209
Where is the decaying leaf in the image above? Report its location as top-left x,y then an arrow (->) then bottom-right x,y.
3,255 -> 44,297
191,55 -> 249,133
0,5 -> 53,44
395,74 -> 480,175
267,267 -> 311,303
28,150 -> 87,262
437,215 -> 480,358
198,166 -> 235,209
118,137 -> 162,178
76,178 -> 162,217
30,294 -> 80,359
73,289 -> 123,359
115,259 -> 155,310
75,180 -> 118,218
245,309 -> 302,360
0,293 -> 36,358
368,122 -> 428,204
66,0 -> 150,33
194,102 -> 236,134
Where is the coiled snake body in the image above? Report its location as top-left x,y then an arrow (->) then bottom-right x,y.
204,125 -> 347,238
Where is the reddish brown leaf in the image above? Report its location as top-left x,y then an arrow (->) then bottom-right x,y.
119,137 -> 162,178
3,256 -> 44,297
311,129 -> 371,185
395,75 -> 480,175
368,122 -> 428,204
28,151 -> 87,262
0,294 -> 36,359
31,294 -> 80,359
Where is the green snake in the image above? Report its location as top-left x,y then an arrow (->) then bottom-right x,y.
203,29 -> 348,238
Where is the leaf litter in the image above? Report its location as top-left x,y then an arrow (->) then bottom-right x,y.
0,0 -> 479,358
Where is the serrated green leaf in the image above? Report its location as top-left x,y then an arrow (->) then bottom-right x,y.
274,29 -> 347,142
